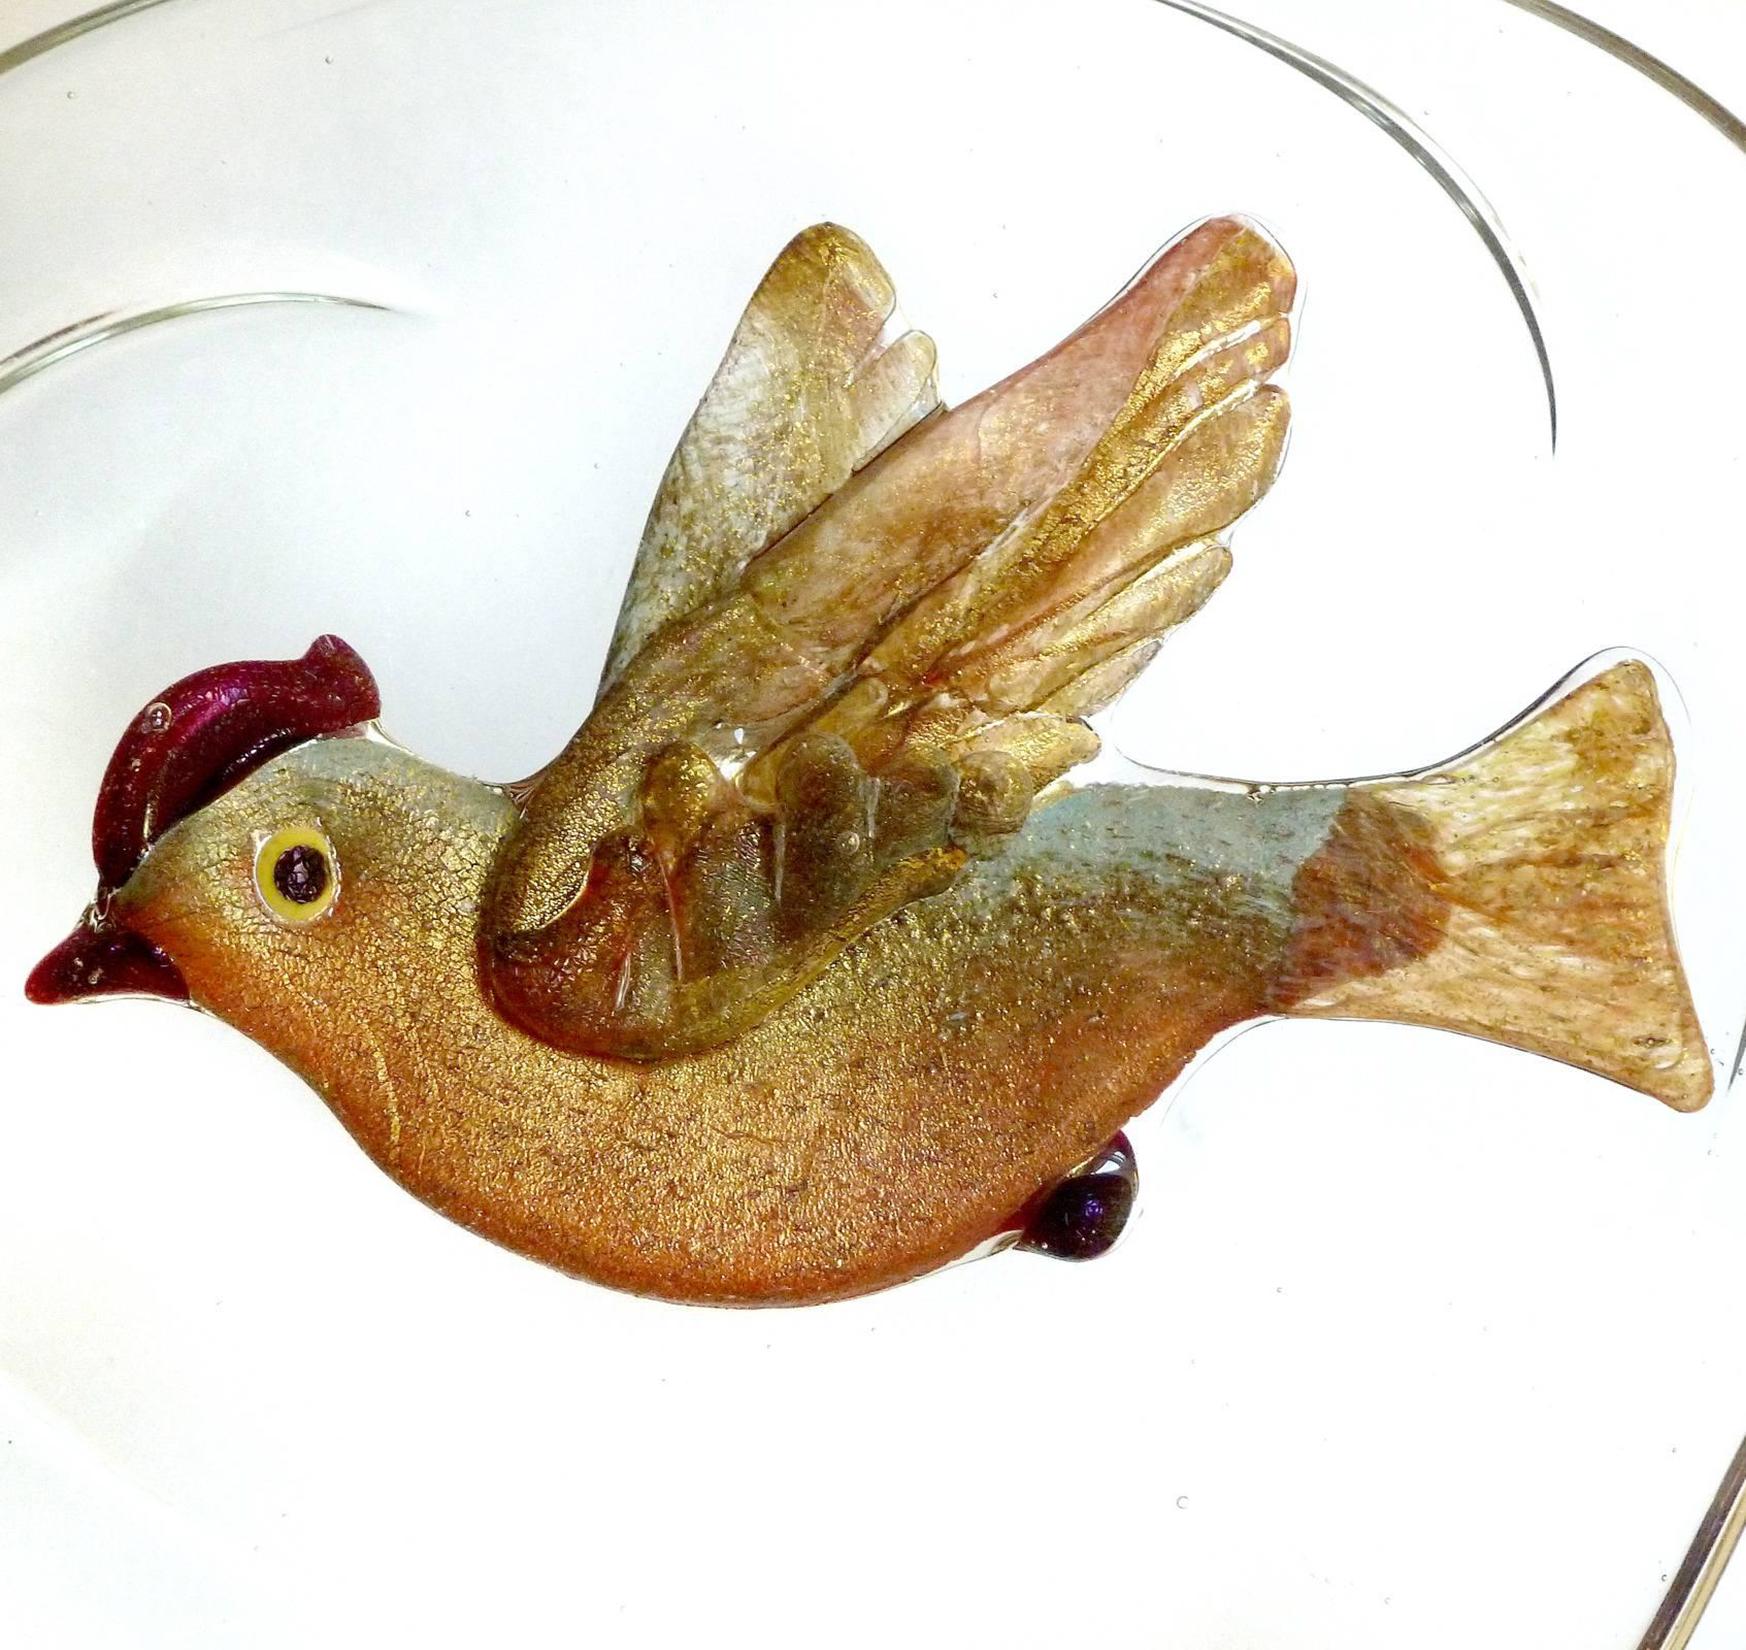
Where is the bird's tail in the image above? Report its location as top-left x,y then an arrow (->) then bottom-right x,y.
1271,658 -> 1711,1111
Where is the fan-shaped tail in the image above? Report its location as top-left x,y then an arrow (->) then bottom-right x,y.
1273,660 -> 1711,1111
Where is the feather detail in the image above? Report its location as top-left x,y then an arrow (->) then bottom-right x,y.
601,224 -> 939,690
486,219 -> 1294,1058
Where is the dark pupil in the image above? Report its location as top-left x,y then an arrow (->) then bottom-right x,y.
273,843 -> 329,906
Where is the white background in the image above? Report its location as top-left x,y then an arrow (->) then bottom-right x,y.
3,1 -> 1745,1645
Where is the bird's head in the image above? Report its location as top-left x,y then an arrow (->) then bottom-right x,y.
25,638 -> 514,1073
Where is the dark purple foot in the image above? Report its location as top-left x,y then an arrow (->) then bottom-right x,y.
1016,1133 -> 1138,1261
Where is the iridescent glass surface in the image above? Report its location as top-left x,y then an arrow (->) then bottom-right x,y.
3,3 -> 1744,1646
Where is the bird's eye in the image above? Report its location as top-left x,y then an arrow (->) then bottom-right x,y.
254,826 -> 339,924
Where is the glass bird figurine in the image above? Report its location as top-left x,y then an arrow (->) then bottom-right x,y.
26,218 -> 1711,1304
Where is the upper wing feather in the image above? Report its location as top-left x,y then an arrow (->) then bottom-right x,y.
600,224 -> 940,691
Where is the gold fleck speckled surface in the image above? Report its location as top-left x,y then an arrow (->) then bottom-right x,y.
113,658 -> 1707,1304
484,217 -> 1295,1065
122,741 -> 1294,1303
38,216 -> 1711,1305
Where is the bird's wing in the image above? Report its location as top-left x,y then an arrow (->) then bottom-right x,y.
599,223 -> 940,692
485,217 -> 1295,1059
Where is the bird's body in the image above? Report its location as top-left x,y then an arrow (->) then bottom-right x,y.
28,216 -> 1712,1303
101,656 -> 1705,1304
110,738 -> 1294,1303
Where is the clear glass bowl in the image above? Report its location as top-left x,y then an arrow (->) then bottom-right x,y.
3,2 -> 1744,1645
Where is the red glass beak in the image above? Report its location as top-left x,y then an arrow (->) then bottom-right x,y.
25,917 -> 188,1005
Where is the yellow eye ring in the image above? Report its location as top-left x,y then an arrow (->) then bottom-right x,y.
254,826 -> 340,924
